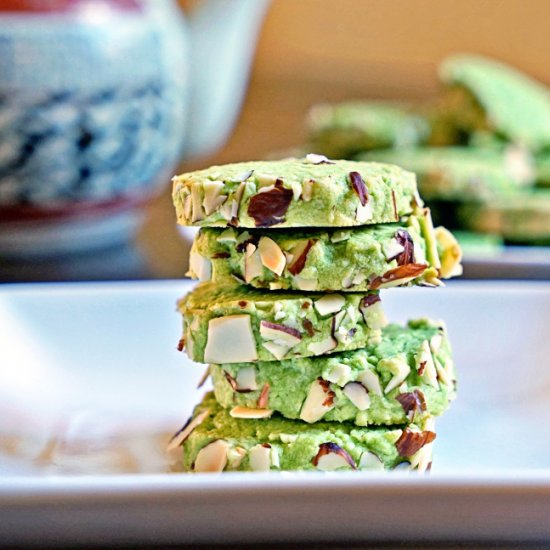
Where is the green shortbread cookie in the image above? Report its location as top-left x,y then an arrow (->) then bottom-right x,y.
178,282 -> 386,364
172,157 -> 421,228
172,393 -> 436,472
188,208 -> 463,291
361,147 -> 533,201
458,189 -> 550,244
209,319 -> 455,427
307,101 -> 431,159
439,54 -> 550,152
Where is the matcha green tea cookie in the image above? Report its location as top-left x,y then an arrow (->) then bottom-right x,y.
172,157 -> 421,228
209,319 -> 455,427
458,189 -> 550,244
439,54 -> 550,152
307,101 -> 431,159
361,146 -> 533,201
188,208 -> 462,291
178,282 -> 386,364
171,393 -> 436,472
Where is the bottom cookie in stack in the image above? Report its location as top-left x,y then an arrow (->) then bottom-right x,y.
177,393 -> 436,473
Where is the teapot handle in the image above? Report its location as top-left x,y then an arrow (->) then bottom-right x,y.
185,0 -> 270,159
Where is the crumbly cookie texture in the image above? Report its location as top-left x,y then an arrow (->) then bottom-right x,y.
173,393 -> 436,472
188,207 -> 462,291
307,101 -> 430,158
209,318 -> 455,427
361,146 -> 533,201
439,54 -> 550,152
177,282 -> 387,364
172,157 -> 421,228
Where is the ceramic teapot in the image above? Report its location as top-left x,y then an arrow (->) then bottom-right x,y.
0,0 -> 269,257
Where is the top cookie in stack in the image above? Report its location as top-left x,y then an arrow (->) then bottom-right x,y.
172,155 -> 421,229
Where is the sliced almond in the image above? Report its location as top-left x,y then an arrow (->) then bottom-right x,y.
356,202 -> 373,223
384,238 -> 406,262
434,355 -> 452,386
360,299 -> 388,330
396,390 -> 427,421
227,446 -> 247,470
235,366 -> 258,391
293,275 -> 318,291
258,237 -> 286,275
203,315 -> 258,364
430,332 -> 444,353
314,294 -> 345,316
415,340 -> 438,389
300,378 -> 335,423
230,406 -> 273,419
301,178 -> 314,201
305,153 -> 334,164
257,383 -> 270,408
183,193 -> 192,219
357,367 -> 382,396
395,428 -> 436,458
270,446 -> 280,468
167,409 -> 209,451
188,250 -> 211,282
191,184 -> 204,223
331,309 -> 346,331
249,444 -> 272,471
287,239 -> 315,275
244,243 -> 263,283
235,169 -> 254,182
409,440 -> 434,473
381,355 -> 411,394
343,382 -> 371,410
202,180 -> 227,215
370,264 -> 428,289
262,341 -> 291,360
223,370 -> 238,391
359,450 -> 385,471
349,171 -> 369,206
256,174 -> 278,188
260,321 -> 302,346
197,366 -> 211,389
194,439 -> 229,472
312,442 -> 356,470
325,363 -> 352,386
341,273 -> 355,289
307,335 -> 337,356
220,199 -> 235,222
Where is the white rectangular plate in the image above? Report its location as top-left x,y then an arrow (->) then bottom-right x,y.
1,280 -> 550,546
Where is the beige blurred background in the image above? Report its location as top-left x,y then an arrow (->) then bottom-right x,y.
143,0 -> 550,277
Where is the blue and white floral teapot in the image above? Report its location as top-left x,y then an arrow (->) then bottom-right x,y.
0,0 -> 269,256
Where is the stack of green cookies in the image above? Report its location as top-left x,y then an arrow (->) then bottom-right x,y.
169,156 -> 462,473
307,54 -> 550,246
